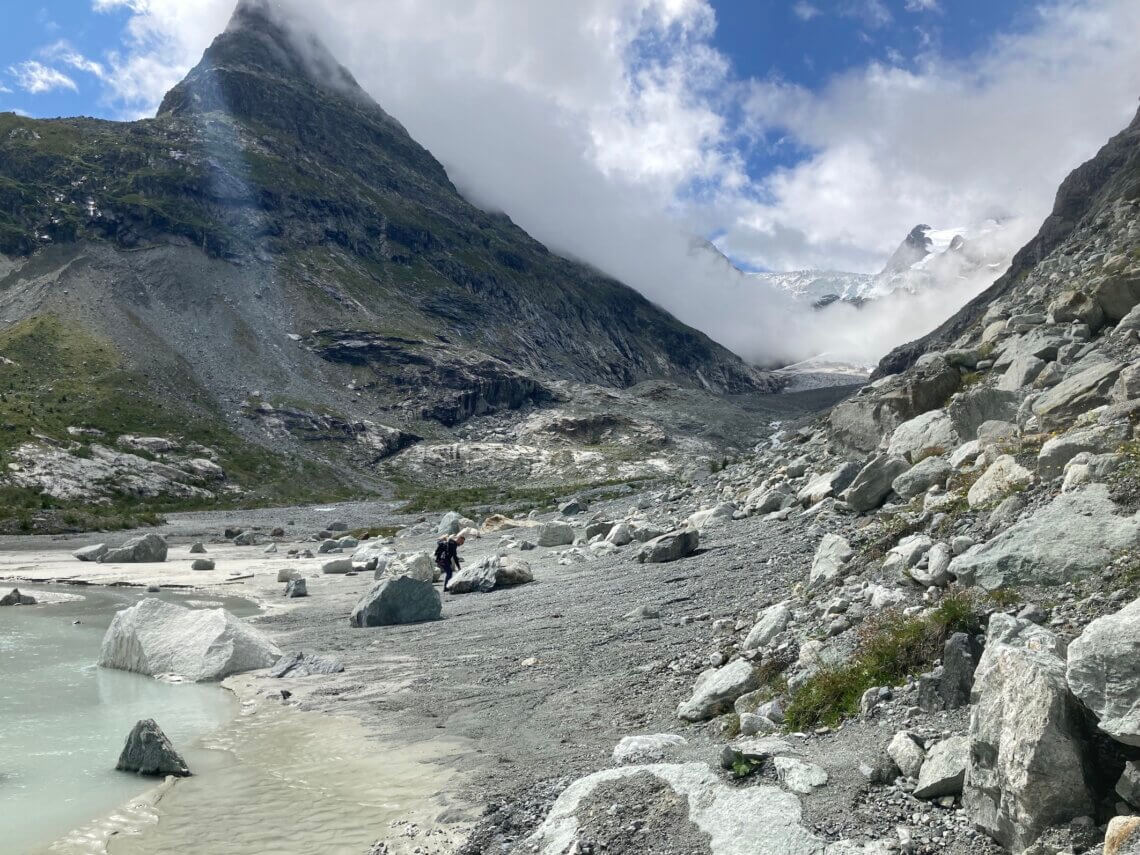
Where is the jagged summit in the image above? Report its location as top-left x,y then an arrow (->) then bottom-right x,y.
159,0 -> 366,117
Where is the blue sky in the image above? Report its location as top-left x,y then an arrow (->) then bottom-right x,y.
3,1 -> 1040,126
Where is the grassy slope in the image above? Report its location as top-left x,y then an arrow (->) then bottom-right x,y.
0,314 -> 357,531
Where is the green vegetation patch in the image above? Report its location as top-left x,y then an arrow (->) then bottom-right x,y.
0,314 -> 359,527
395,477 -> 651,519
784,592 -> 984,731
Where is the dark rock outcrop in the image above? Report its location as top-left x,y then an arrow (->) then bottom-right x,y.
115,719 -> 191,777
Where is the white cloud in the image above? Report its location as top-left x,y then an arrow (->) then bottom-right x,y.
86,0 -> 1140,366
42,41 -> 107,79
792,2 -> 821,21
8,60 -> 78,94
904,0 -> 940,11
842,0 -> 893,29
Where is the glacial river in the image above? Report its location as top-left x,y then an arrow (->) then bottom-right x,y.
0,586 -> 250,853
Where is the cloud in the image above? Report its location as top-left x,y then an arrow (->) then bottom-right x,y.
8,60 -> 78,94
792,2 -> 821,21
904,0 -> 940,11
86,0 -> 1140,366
842,0 -> 892,29
42,41 -> 107,79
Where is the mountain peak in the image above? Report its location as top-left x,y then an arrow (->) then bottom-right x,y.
157,0 -> 366,119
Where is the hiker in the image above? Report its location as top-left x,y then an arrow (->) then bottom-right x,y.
434,534 -> 465,591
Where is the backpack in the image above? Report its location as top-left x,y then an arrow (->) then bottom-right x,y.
434,538 -> 448,562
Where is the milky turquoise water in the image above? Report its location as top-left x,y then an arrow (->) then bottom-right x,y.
0,587 -> 251,854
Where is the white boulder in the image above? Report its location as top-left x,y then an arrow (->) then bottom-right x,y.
98,599 -> 281,682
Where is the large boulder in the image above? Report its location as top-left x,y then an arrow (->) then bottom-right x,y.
349,576 -> 441,627
637,528 -> 699,564
685,503 -> 735,530
383,551 -> 435,582
74,543 -> 108,562
1036,423 -> 1128,479
886,410 -> 958,464
828,357 -> 960,455
1032,359 -> 1123,429
1066,596 -> 1140,746
963,618 -> 1096,852
115,719 -> 190,777
891,455 -> 950,500
0,588 -> 36,606
605,523 -> 634,546
536,521 -> 575,547
809,534 -> 853,587
746,483 -> 792,514
232,530 -> 257,546
997,354 -> 1046,392
1094,270 -> 1140,320
882,534 -> 932,576
448,555 -> 534,594
1050,288 -> 1106,330
526,763 -> 823,855
887,731 -> 925,779
100,534 -> 168,564
743,602 -> 791,651
913,736 -> 967,798
966,455 -> 1034,508
946,386 -> 1019,442
677,659 -> 759,721
98,599 -> 281,681
437,511 -> 464,535
949,485 -> 1140,589
797,462 -> 860,506
841,454 -> 910,512
321,558 -> 353,575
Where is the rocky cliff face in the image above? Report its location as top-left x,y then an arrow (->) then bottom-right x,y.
0,0 -> 776,523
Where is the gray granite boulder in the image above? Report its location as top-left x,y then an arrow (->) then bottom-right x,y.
891,456 -> 950,500
637,528 -> 699,563
100,533 -> 168,564
1066,596 -> 1140,746
963,618 -> 1096,852
349,576 -> 441,627
74,543 -> 108,562
842,454 -> 910,512
950,485 -> 1140,589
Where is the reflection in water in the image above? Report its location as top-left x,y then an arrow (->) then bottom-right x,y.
0,587 -> 247,854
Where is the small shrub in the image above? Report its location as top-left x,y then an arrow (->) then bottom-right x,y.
784,592 -> 983,730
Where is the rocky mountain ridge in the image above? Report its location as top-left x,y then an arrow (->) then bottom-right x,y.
0,0 -> 779,527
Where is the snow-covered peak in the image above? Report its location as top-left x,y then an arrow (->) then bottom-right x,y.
751,220 -> 1010,306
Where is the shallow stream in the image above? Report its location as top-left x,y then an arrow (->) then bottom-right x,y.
0,586 -> 251,853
